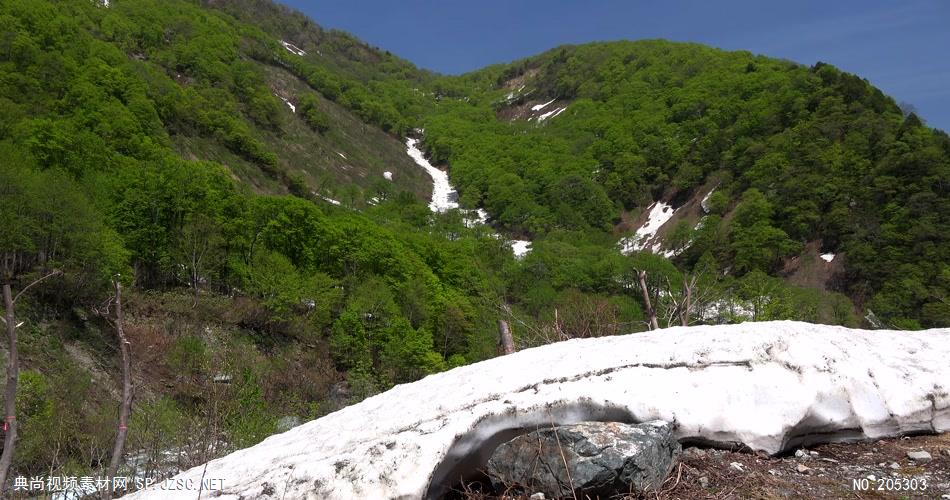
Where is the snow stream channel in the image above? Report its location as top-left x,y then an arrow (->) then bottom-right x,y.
406,138 -> 531,257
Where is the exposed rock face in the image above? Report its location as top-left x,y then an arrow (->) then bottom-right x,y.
487,421 -> 680,497
122,321 -> 950,500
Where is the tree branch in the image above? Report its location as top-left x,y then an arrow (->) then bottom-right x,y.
12,270 -> 62,304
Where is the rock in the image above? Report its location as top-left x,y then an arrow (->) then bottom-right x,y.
529,493 -> 545,500
796,464 -> 811,474
795,449 -> 807,458
809,450 -> 818,456
730,461 -> 744,472
487,420 -> 680,498
699,476 -> 709,488
276,415 -> 301,433
889,462 -> 900,470
942,448 -> 950,458
907,450 -> 931,463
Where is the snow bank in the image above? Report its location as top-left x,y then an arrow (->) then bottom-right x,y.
123,321 -> 950,500
620,201 -> 676,255
531,98 -> 556,111
406,138 -> 459,212
510,239 -> 532,258
279,40 -> 306,56
406,137 -> 530,256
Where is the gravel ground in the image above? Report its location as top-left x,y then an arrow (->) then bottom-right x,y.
656,433 -> 949,499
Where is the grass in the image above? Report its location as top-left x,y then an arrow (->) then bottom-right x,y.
173,62 -> 433,207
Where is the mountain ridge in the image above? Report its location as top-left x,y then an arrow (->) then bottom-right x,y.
0,0 -> 947,493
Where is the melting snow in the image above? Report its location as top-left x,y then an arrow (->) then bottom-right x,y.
462,208 -> 490,229
406,138 -> 459,212
620,201 -> 677,255
407,137 -> 530,257
279,40 -> 307,56
531,98 -> 556,111
820,253 -> 836,263
275,94 -> 295,113
312,192 -> 341,206
510,240 -> 532,258
124,321 -> 950,500
383,171 -> 393,181
537,107 -> 566,122
700,188 -> 716,214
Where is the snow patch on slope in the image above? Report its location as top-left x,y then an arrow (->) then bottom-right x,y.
406,138 -> 459,212
312,192 -> 341,206
510,240 -> 532,258
124,321 -> 950,500
700,188 -> 716,213
279,40 -> 306,56
274,94 -> 295,113
531,98 -> 556,111
620,201 -> 677,255
537,106 -> 567,122
820,253 -> 836,263
406,137 -> 531,256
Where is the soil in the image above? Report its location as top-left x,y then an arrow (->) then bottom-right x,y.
656,433 -> 950,499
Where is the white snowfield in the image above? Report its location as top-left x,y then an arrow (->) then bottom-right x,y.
123,322 -> 949,500
620,201 -> 676,255
406,138 -> 459,212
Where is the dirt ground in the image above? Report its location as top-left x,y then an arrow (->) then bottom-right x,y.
656,433 -> 950,499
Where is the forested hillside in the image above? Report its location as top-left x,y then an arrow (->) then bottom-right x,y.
419,41 -> 949,329
0,0 -> 947,493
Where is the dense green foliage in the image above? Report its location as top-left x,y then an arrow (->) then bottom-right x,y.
0,0 -> 500,480
0,0 -> 947,487
420,41 -> 950,328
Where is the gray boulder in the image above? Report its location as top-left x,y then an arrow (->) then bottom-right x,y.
487,420 -> 680,497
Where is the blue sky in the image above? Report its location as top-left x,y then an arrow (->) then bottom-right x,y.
279,1 -> 950,131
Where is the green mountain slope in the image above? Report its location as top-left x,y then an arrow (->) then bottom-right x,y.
0,0 -> 507,480
0,0 -> 947,489
420,40 -> 950,328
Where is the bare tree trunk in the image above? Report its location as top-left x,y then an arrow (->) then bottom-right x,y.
681,275 -> 693,327
0,283 -> 18,493
497,319 -> 515,355
105,281 -> 132,499
637,270 -> 660,330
